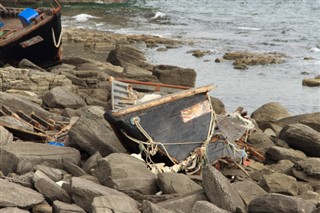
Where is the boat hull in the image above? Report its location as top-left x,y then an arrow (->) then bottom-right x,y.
0,12 -> 62,68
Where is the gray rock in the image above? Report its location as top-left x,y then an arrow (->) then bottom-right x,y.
231,180 -> 267,206
95,153 -> 158,195
248,193 -> 316,213
267,159 -> 294,175
266,146 -> 307,163
18,58 -> 46,72
91,195 -> 140,213
0,207 -> 29,213
53,200 -> 86,213
251,102 -> 291,129
258,172 -> 298,196
82,151 -> 102,174
141,200 -> 174,213
33,170 -> 71,204
0,116 -> 34,131
70,177 -> 137,212
32,201 -> 53,213
0,126 -> 13,146
42,86 -> 86,109
68,109 -> 126,157
0,92 -> 65,120
275,112 -> 320,132
297,181 -> 314,195
247,130 -> 274,154
5,172 -> 34,188
34,165 -> 66,182
158,189 -> 208,213
158,173 -> 202,195
153,65 -> 197,87
63,160 -> 87,177
295,158 -> 320,179
297,191 -> 320,206
279,123 -> 320,157
191,201 -> 230,213
203,165 -> 245,212
0,142 -> 80,175
0,179 -> 44,208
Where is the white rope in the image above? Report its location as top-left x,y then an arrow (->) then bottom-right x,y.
51,27 -> 63,48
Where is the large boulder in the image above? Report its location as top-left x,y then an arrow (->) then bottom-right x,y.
0,142 -> 80,175
158,173 -> 202,195
258,172 -> 298,196
95,153 -> 158,195
250,102 -> 291,129
0,179 -> 44,208
67,107 -> 126,156
202,165 -> 245,212
279,123 -> 320,157
266,146 -> 307,163
152,65 -> 197,87
70,177 -> 137,212
275,112 -> 320,132
42,86 -> 87,109
248,193 -> 316,213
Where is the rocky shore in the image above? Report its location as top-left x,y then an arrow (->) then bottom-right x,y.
0,28 -> 319,213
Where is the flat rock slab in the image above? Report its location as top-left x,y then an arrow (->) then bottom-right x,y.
0,142 -> 80,175
0,179 -> 44,208
141,200 -> 174,213
95,153 -> 158,195
53,200 -> 86,213
203,165 -> 245,212
191,201 -> 231,213
91,195 -> 140,213
0,207 -> 29,213
248,193 -> 316,213
266,146 -> 307,163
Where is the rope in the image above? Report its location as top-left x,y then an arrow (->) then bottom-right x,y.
51,27 -> 63,48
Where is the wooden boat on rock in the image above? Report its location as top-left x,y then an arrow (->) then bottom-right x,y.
105,79 -> 254,174
0,0 -> 62,68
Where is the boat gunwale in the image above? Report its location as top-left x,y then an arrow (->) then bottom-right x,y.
111,84 -> 215,117
0,3 -> 61,47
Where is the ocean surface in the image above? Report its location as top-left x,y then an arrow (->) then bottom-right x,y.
61,0 -> 320,115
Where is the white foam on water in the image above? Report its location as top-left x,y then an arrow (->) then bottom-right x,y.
151,11 -> 167,20
237,27 -> 262,31
309,47 -> 320,52
72,14 -> 100,22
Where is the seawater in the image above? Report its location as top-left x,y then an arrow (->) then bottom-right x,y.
61,0 -> 320,115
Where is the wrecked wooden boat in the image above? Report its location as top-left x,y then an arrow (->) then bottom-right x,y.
105,80 -> 254,174
0,0 -> 62,68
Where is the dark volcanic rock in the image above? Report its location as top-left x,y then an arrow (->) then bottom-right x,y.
203,165 -> 245,212
248,193 -> 316,213
95,153 -> 158,195
279,123 -> 320,157
0,179 -> 44,208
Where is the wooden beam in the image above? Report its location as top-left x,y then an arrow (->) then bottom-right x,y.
112,85 -> 215,117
